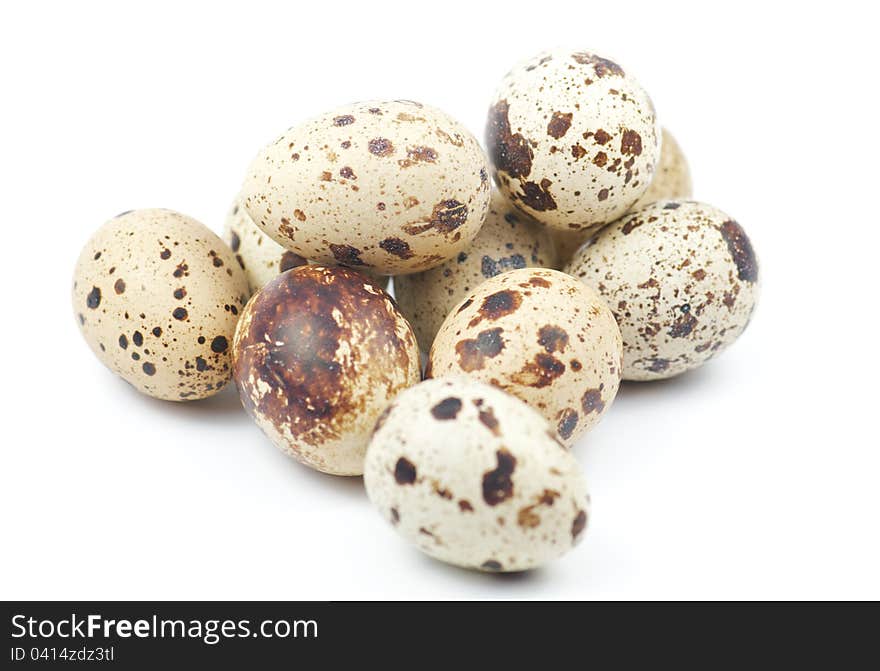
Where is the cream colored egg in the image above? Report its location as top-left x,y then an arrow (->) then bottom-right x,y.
427,268 -> 622,446
72,209 -> 249,401
631,128 -> 692,210
564,200 -> 759,380
232,265 -> 421,476
241,100 -> 491,275
487,49 -> 660,235
364,376 -> 590,572
394,190 -> 557,351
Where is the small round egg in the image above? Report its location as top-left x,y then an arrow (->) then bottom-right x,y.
232,265 -> 421,476
241,100 -> 491,275
393,190 -> 557,351
564,200 -> 759,380
427,268 -> 622,446
364,376 -> 590,572
631,128 -> 692,210
72,209 -> 249,401
222,197 -> 389,296
487,49 -> 660,234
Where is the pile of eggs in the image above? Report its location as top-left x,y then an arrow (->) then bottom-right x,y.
73,49 -> 758,573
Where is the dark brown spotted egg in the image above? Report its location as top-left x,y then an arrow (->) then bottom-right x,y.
394,190 -> 557,351
72,209 -> 249,401
232,265 -> 421,476
222,197 -> 389,297
241,100 -> 491,275
564,200 -> 759,380
549,127 -> 694,269
427,268 -> 622,446
364,376 -> 590,572
487,49 -> 660,236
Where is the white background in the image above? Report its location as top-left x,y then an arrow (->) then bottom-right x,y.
1,1 -> 877,600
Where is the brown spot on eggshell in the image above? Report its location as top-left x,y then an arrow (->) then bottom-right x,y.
482,448 -> 516,506
547,111 -> 573,139
86,286 -> 101,309
329,243 -> 367,266
467,289 -> 522,328
486,99 -> 533,179
454,328 -> 505,371
538,325 -> 569,353
368,137 -> 394,157
620,129 -> 643,156
572,52 -> 625,78
395,457 -> 417,484
510,353 -> 566,388
431,397 -> 462,420
519,178 -> 557,212
556,408 -> 578,440
572,510 -> 588,541
718,220 -> 758,283
581,388 -> 605,414
379,237 -> 414,259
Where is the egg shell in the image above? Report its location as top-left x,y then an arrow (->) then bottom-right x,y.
364,376 -> 590,572
564,200 -> 759,380
427,268 -> 622,445
222,197 -> 389,296
394,190 -> 557,351
223,198 -> 308,295
241,100 -> 491,275
72,209 -> 249,401
487,49 -> 660,234
631,128 -> 692,210
232,265 -> 421,475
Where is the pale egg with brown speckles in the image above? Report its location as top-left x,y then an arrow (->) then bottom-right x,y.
241,100 -> 491,275
564,200 -> 759,380
232,265 -> 421,476
487,49 -> 660,236
394,190 -> 557,351
364,376 -> 590,572
72,209 -> 249,401
427,268 -> 622,446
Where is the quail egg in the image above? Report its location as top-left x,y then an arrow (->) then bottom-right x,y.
241,100 -> 491,275
427,268 -> 622,445
72,209 -> 249,401
364,376 -> 590,572
564,200 -> 759,380
232,265 -> 421,475
487,49 -> 660,235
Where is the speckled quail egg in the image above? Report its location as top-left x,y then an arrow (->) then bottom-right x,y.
72,209 -> 249,401
564,200 -> 759,380
364,376 -> 590,572
223,197 -> 389,296
427,268 -> 622,446
394,190 -> 557,351
487,49 -> 660,235
631,128 -> 692,210
241,100 -> 491,275
232,265 -> 421,476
